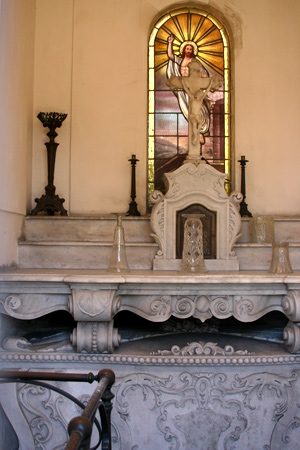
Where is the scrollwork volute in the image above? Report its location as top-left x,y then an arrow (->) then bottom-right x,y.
173,297 -> 195,319
282,291 -> 300,321
283,321 -> 300,353
3,295 -> 22,313
211,296 -> 232,319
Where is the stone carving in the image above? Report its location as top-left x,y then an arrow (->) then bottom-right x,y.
150,296 -> 171,316
174,408 -> 232,450
112,370 -> 299,450
121,295 -> 172,321
283,290 -> 300,322
2,334 -> 72,352
71,321 -> 120,353
69,289 -> 120,321
1,350 -> 300,366
210,296 -> 232,320
155,341 -> 251,356
2,337 -> 31,351
229,191 -> 244,256
16,381 -> 71,450
0,293 -> 68,319
2,367 -> 300,450
149,161 -> 242,270
120,294 -> 283,325
283,321 -> 300,353
0,285 -> 291,355
173,296 -> 195,319
149,190 -> 165,257
194,295 -> 213,321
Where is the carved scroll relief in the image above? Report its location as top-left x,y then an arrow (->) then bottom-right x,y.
0,293 -> 69,320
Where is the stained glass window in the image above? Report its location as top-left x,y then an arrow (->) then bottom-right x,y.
148,8 -> 231,207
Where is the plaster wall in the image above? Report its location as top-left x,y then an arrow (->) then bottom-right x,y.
31,0 -> 300,216
0,0 -> 35,266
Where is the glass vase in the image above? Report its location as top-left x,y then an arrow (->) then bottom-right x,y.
181,214 -> 206,272
249,216 -> 274,244
108,213 -> 130,272
268,242 -> 293,274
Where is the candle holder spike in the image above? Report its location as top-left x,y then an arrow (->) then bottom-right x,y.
127,154 -> 140,216
238,156 -> 252,217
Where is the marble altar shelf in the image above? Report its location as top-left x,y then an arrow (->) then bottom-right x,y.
18,215 -> 300,271
1,268 -> 300,355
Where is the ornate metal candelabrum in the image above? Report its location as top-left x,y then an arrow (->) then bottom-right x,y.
127,154 -> 140,216
238,155 -> 252,217
31,112 -> 68,216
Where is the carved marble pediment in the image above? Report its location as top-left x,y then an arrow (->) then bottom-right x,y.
149,161 -> 242,270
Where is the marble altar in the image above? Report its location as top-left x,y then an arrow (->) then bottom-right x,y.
2,215 -> 300,449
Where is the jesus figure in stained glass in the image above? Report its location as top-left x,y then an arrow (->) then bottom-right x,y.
167,58 -> 223,160
167,34 -> 212,145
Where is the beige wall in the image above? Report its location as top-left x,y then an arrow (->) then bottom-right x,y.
0,0 -> 36,267
29,0 -> 300,217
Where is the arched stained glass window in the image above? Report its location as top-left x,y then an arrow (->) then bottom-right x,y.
148,7 -> 231,206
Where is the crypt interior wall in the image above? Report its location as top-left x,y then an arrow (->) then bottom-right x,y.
1,0 -> 300,266
31,0 -> 300,217
0,0 -> 36,267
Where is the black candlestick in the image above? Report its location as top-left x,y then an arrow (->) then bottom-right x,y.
238,155 -> 252,217
31,112 -> 68,216
127,154 -> 140,216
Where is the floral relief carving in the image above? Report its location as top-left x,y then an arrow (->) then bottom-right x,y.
154,341 -> 251,356
235,297 -> 255,320
213,176 -> 228,198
